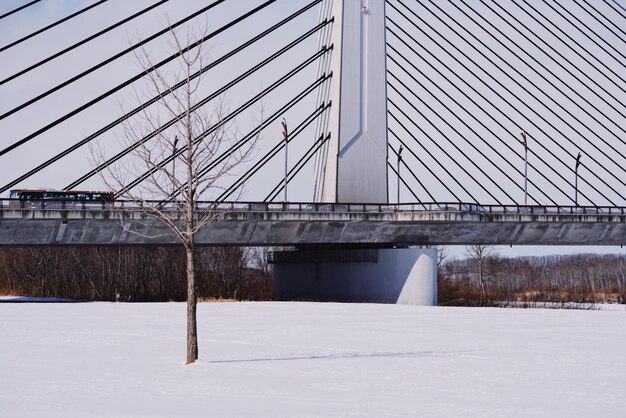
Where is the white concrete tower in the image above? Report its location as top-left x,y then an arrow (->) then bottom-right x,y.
316,0 -> 388,203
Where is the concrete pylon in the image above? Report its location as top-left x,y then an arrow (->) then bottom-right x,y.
272,248 -> 437,305
317,0 -> 388,204
291,2 -> 433,306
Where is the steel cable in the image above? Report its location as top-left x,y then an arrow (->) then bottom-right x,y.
388,126 -> 460,202
0,0 -> 109,53
120,55 -> 331,195
386,35 -> 545,205
388,71 -> 506,204
0,0 -> 254,120
266,133 -> 331,202
0,0 -> 274,158
0,11 -> 329,193
392,0 -> 620,204
389,134 -> 436,203
182,87 -> 332,202
388,98 -> 479,203
0,0 -> 40,21
388,6 -> 608,204
586,0 -> 626,39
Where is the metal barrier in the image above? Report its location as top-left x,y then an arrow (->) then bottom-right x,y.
268,248 -> 379,264
0,198 -> 624,215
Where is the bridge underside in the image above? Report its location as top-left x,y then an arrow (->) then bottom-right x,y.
1,214 -> 625,247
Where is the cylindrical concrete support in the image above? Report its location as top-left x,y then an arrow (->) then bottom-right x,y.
273,248 -> 437,305
395,248 -> 437,305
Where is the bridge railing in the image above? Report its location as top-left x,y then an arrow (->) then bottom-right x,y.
0,198 -> 114,210
0,198 -> 625,215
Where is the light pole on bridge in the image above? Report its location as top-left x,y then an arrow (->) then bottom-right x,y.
281,118 -> 289,202
397,145 -> 403,205
575,152 -> 582,206
520,132 -> 528,206
172,135 -> 178,199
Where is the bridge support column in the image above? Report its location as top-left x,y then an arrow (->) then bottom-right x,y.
317,0 -> 388,203
272,248 -> 437,305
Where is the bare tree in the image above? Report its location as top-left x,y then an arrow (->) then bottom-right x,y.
93,23 -> 259,364
436,246 -> 448,275
465,244 -> 495,306
246,246 -> 273,277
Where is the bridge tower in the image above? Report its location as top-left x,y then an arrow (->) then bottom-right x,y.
274,1 -> 437,306
317,0 -> 388,204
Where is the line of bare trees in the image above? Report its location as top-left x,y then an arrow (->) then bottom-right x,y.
0,246 -> 272,302
439,248 -> 626,306
5,246 -> 625,307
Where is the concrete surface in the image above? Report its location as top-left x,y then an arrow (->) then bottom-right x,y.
1,207 -> 625,246
273,248 -> 437,305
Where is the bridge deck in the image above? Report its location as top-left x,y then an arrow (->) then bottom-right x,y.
1,202 -> 625,246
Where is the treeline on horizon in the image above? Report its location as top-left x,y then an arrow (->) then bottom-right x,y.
0,247 -> 272,302
439,251 -> 626,306
0,247 -> 625,305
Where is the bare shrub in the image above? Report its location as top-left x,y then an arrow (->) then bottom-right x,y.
441,253 -> 626,306
0,246 -> 271,302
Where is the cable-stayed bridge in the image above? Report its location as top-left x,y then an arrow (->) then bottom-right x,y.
1,0 -> 626,247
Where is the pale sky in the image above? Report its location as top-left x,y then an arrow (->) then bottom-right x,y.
1,0 -> 625,259
0,0 -> 321,201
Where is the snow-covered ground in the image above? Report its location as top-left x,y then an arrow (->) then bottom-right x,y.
0,296 -> 77,303
0,302 -> 624,417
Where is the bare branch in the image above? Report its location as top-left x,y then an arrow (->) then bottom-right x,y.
91,19 -> 263,364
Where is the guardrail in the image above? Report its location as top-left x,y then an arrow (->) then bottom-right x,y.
0,198 -> 625,215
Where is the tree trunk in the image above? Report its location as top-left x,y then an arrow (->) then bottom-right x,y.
186,244 -> 198,364
478,258 -> 485,306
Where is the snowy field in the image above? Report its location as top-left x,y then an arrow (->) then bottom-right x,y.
1,301 -> 625,417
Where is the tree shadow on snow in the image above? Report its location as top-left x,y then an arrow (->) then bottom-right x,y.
211,350 -> 475,364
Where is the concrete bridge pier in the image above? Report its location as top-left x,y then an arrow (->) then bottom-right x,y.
271,247 -> 437,305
